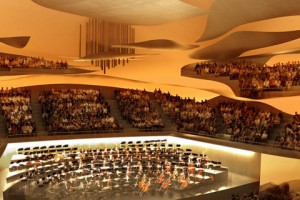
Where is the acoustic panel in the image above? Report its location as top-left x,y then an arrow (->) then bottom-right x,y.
191,31 -> 300,60
0,36 -> 30,48
112,39 -> 199,50
198,0 -> 300,41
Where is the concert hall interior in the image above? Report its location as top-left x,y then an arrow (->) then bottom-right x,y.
1,1 -> 300,200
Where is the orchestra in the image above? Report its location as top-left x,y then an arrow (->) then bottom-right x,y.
9,141 -> 227,199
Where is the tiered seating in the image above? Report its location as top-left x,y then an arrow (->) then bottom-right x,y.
0,88 -> 36,137
217,101 -> 277,143
6,140 -> 227,199
0,55 -> 68,70
154,89 -> 217,135
274,113 -> 300,150
194,61 -> 300,97
115,89 -> 164,131
39,89 -> 122,135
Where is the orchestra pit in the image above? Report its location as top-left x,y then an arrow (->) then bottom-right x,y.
1,1 -> 300,200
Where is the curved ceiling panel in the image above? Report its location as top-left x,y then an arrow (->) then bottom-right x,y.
198,0 -> 300,41
191,31 -> 300,60
32,0 -> 207,25
241,48 -> 300,66
112,39 -> 199,50
0,36 -> 30,48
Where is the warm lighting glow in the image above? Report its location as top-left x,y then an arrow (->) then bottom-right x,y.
4,136 -> 255,157
167,137 -> 256,156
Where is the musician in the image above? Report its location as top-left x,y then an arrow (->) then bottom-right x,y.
165,161 -> 171,173
160,177 -> 171,193
172,167 -> 179,179
180,176 -> 190,190
140,178 -> 151,197
187,161 -> 195,175
177,172 -> 185,188
146,161 -> 152,174
137,161 -> 143,173
156,170 -> 165,189
138,174 -> 147,191
195,158 -> 201,168
195,168 -> 204,181
78,154 -> 84,169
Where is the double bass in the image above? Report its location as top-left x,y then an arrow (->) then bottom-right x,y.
140,179 -> 151,196
139,175 -> 147,189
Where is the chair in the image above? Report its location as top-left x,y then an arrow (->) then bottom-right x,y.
17,148 -> 24,153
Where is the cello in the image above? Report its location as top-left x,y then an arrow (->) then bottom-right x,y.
156,172 -> 165,189
160,177 -> 171,193
181,176 -> 190,190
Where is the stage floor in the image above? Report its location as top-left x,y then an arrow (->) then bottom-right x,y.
1,171 -> 257,200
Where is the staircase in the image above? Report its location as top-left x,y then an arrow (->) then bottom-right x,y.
151,100 -> 177,132
214,108 -> 227,137
30,91 -> 48,136
106,100 -> 136,132
0,112 -> 6,138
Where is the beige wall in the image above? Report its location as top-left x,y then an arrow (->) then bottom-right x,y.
260,154 -> 300,185
0,0 -> 85,59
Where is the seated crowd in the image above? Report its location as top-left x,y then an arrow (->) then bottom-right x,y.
39,89 -> 120,134
154,89 -> 217,135
0,88 -> 36,136
0,55 -> 68,70
217,101 -> 279,143
194,60 -> 300,97
115,89 -> 164,130
230,192 -> 259,200
275,112 -> 300,150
